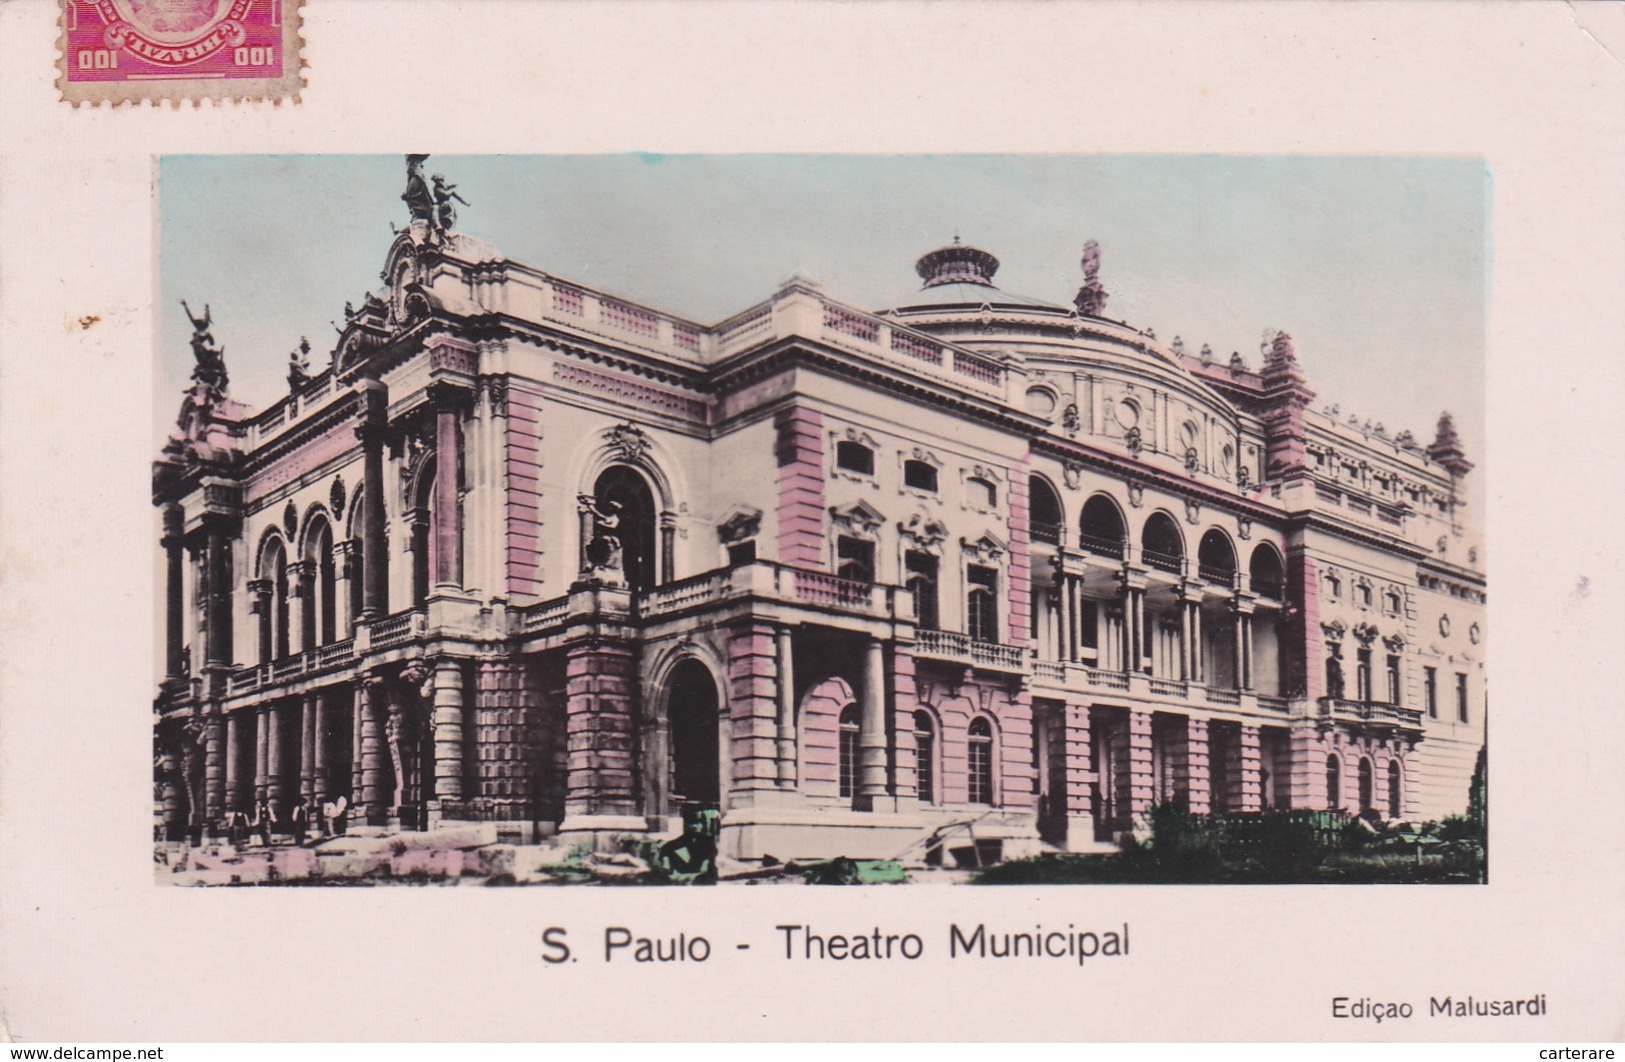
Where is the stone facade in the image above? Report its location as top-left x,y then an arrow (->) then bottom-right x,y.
152,195 -> 1486,861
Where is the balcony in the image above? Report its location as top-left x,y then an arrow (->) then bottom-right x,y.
1078,534 -> 1124,561
1143,549 -> 1183,575
912,629 -> 1028,673
1030,520 -> 1063,546
1198,563 -> 1236,587
1318,697 -> 1424,734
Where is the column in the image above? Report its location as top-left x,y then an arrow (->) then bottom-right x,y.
357,378 -> 389,619
313,691 -> 330,809
1192,602 -> 1205,683
1053,574 -> 1066,665
660,514 -> 677,584
332,541 -> 357,639
857,639 -> 889,806
249,580 -> 273,665
775,627 -> 796,788
204,714 -> 225,828
1233,611 -> 1246,690
727,621 -> 779,799
350,681 -> 365,810
358,676 -> 387,824
1179,599 -> 1194,680
432,658 -> 466,803
225,710 -> 245,813
1118,578 -> 1134,672
204,524 -> 232,668
254,704 -> 270,803
1242,613 -> 1255,690
162,504 -> 186,678
429,383 -> 464,589
266,701 -> 285,814
300,692 -> 318,807
1186,718 -> 1211,815
288,561 -> 313,654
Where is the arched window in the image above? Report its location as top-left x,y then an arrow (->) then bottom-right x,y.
1387,761 -> 1403,819
409,458 -> 435,609
967,717 -> 996,806
838,705 -> 861,808
1249,544 -> 1285,599
271,541 -> 290,660
1028,475 -> 1063,545
1358,758 -> 1375,813
914,711 -> 937,805
1197,529 -> 1237,585
966,565 -> 999,643
303,516 -> 336,648
903,459 -> 938,493
593,465 -> 659,593
836,441 -> 874,476
257,537 -> 290,664
1141,512 -> 1185,574
1326,755 -> 1342,811
668,660 -> 720,809
1079,494 -> 1126,558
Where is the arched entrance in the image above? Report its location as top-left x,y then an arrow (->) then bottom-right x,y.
594,465 -> 658,593
667,660 -> 721,810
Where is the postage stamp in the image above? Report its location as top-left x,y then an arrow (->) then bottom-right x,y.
58,0 -> 303,106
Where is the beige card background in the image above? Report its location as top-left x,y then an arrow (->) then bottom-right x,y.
2,0 -> 1623,1043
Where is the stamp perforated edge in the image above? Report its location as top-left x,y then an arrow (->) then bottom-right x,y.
56,1 -> 306,107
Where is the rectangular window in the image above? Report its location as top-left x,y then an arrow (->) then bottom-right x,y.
1356,648 -> 1372,702
966,565 -> 999,643
905,551 -> 939,631
1424,666 -> 1438,718
915,729 -> 935,805
836,536 -> 874,583
836,440 -> 874,475
1386,655 -> 1401,705
903,459 -> 938,492
727,540 -> 756,567
1456,673 -> 1469,723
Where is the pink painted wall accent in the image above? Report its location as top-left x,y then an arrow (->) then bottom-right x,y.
999,682 -> 1036,811
245,419 -> 356,495
1186,717 -> 1212,815
891,649 -> 920,800
505,387 -> 544,597
1061,700 -> 1094,820
726,622 -> 780,794
1236,724 -> 1264,813
1006,460 -> 1031,645
1126,710 -> 1155,818
774,407 -> 825,567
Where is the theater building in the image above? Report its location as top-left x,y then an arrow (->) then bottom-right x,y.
152,174 -> 1486,861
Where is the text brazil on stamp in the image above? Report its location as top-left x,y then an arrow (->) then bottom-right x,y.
59,0 -> 303,106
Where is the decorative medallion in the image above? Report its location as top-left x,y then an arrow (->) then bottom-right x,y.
330,476 -> 347,518
1439,614 -> 1452,637
1062,461 -> 1084,491
282,501 -> 298,539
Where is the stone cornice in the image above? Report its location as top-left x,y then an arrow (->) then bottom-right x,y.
1031,434 -> 1283,524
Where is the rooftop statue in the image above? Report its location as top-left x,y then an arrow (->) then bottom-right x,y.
432,174 -> 469,232
402,154 -> 435,225
1074,238 -> 1109,316
181,299 -> 228,391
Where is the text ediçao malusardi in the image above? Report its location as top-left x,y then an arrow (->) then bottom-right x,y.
540,922 -> 1129,965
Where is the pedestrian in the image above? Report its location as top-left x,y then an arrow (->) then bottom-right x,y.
291,799 -> 309,846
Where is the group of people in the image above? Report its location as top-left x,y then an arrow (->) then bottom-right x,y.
221,796 -> 350,848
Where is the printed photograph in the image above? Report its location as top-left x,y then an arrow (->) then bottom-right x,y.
151,154 -> 1486,886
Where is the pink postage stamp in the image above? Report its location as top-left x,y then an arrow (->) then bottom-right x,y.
58,0 -> 303,106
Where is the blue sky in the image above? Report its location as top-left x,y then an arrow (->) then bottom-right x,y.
158,154 -> 1486,457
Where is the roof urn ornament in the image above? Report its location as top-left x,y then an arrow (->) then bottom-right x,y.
1073,239 -> 1109,316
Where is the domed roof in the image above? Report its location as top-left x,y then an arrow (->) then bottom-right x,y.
884,238 -> 1064,311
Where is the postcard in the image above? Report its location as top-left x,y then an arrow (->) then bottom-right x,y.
1,0 -> 1621,1045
